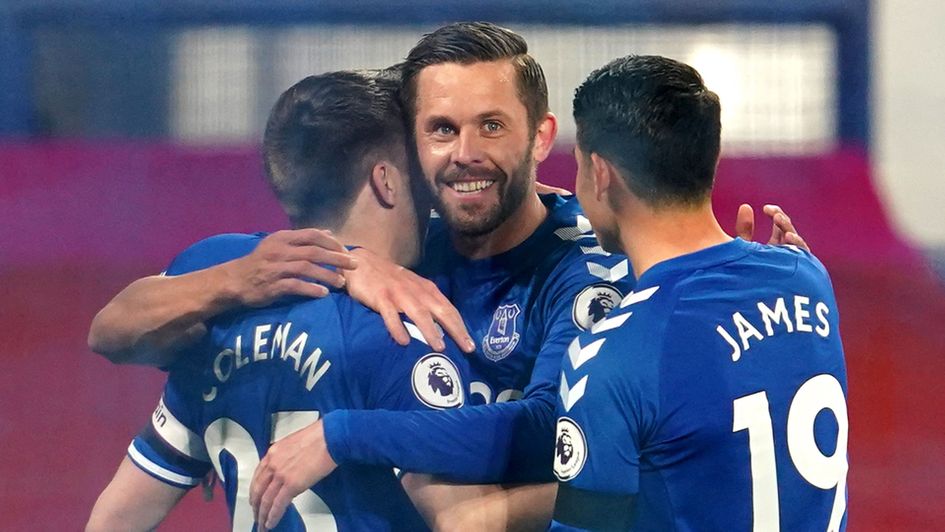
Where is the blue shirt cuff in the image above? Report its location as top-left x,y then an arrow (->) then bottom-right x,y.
322,410 -> 352,465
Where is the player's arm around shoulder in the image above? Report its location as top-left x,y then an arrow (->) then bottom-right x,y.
342,246 -> 476,353
88,229 -> 353,366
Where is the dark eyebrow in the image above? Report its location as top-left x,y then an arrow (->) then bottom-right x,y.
422,115 -> 459,133
423,115 -> 455,125
475,110 -> 512,122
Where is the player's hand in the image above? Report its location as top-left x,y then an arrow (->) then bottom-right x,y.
735,204 -> 810,251
250,420 -> 338,531
344,248 -> 475,353
535,181 -> 572,196
225,229 -> 358,307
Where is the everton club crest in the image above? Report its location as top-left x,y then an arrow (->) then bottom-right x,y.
482,304 -> 521,361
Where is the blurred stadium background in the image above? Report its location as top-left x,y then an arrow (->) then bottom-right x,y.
2,0 -> 943,529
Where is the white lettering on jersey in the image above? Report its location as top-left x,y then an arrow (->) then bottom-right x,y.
718,295 -> 834,362
253,324 -> 271,361
815,302 -> 830,337
208,322 -> 331,393
151,396 -> 209,461
468,382 -> 523,405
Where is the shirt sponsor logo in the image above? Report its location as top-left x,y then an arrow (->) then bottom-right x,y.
554,417 -> 588,481
482,304 -> 522,361
572,284 -> 622,331
412,354 -> 464,409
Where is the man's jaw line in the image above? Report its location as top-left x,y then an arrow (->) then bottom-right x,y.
446,186 -> 548,259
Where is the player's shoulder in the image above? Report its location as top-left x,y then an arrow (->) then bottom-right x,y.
742,240 -> 825,269
557,295 -> 665,444
165,232 -> 268,276
773,243 -> 832,282
672,240 -> 833,299
337,299 -> 469,409
560,284 -> 669,393
590,283 -> 670,351
521,195 -> 635,333
333,294 -> 461,360
205,286 -> 348,367
538,194 -> 634,286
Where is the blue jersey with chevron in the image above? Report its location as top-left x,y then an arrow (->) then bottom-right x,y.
128,234 -> 469,532
419,193 -> 633,406
552,239 -> 848,531
320,194 -> 635,484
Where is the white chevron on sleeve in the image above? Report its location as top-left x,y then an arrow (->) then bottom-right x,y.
575,215 -> 592,234
567,337 -> 606,370
579,244 -> 611,256
587,259 -> 630,282
554,215 -> 595,241
559,372 -> 588,412
591,311 -> 632,334
619,286 -> 660,308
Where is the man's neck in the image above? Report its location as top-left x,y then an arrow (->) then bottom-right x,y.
450,190 -> 549,260
618,200 -> 732,279
332,210 -> 409,267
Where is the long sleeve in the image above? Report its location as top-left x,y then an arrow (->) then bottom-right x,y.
323,385 -> 555,484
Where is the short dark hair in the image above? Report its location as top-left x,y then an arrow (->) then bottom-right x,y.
400,22 -> 548,132
263,68 -> 406,228
573,55 -> 722,207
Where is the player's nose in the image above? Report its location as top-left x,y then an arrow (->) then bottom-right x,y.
452,129 -> 486,167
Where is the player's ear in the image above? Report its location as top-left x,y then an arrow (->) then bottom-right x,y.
369,161 -> 397,209
531,112 -> 558,163
589,152 -> 615,202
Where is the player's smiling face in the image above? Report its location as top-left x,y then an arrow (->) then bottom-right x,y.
413,60 -> 536,237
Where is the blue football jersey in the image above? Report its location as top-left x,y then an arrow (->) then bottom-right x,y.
127,234 -> 470,532
420,194 -> 634,404
552,239 -> 848,531
322,194 -> 636,483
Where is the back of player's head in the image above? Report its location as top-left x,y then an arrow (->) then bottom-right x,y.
400,21 -> 548,132
573,55 -> 722,207
263,68 -> 407,228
